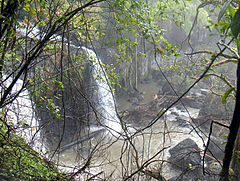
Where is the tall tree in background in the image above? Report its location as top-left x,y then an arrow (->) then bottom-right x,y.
218,2 -> 240,180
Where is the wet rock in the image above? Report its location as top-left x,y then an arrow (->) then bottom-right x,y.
128,97 -> 139,104
169,138 -> 201,171
171,111 -> 179,117
183,98 -> 204,109
176,116 -> 190,127
162,82 -> 175,95
127,91 -> 144,104
168,138 -> 219,181
138,93 -> 144,101
205,136 -> 225,165
199,93 -> 234,120
200,88 -> 209,96
175,105 -> 184,110
157,88 -> 163,95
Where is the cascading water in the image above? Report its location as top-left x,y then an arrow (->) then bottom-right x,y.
13,25 -> 212,180
1,76 -> 46,153
82,47 -> 122,136
17,24 -> 123,142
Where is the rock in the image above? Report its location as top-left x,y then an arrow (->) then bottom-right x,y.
193,116 -> 230,139
176,116 -> 190,127
169,138 -> 201,171
175,105 -> 184,110
162,82 -> 175,95
137,93 -> 144,102
204,136 -> 225,165
168,171 -> 218,181
199,93 -> 234,120
141,78 -> 151,84
168,138 -> 219,181
128,97 -> 139,104
171,111 -> 179,117
151,69 -> 163,80
127,90 -> 145,104
157,88 -> 163,95
181,96 -> 205,109
200,88 -> 210,96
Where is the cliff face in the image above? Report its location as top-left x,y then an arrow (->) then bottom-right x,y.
30,45 -> 91,150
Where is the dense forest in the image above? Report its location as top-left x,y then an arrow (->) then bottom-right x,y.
0,0 -> 240,180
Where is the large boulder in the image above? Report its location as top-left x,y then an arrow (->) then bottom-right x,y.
204,136 -> 225,172
168,138 -> 219,181
162,82 -> 175,96
169,138 -> 201,171
199,93 -> 234,120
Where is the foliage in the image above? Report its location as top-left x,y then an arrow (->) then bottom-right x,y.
231,8 -> 240,39
154,0 -> 210,33
209,1 -> 240,180
3,0 -> 239,180
0,0 -> 106,179
106,0 -> 185,89
210,2 -> 240,103
222,87 -> 235,104
0,121 -> 67,180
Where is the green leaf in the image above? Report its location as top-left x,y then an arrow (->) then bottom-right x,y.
222,87 -> 235,104
22,123 -> 30,128
228,5 -> 235,18
236,39 -> 240,53
138,52 -> 146,56
218,0 -> 232,22
56,81 -> 64,89
231,8 -> 240,38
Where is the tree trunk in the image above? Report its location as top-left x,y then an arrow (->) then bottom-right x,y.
220,58 -> 240,181
135,36 -> 138,89
230,128 -> 240,180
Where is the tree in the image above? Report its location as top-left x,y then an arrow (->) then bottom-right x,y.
0,0 -> 107,179
215,2 -> 240,180
3,0 -> 240,180
0,0 -> 171,179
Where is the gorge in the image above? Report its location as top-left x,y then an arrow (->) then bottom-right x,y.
0,0 -> 239,180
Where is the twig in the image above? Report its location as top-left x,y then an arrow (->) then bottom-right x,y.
123,146 -> 170,180
132,38 -> 234,137
205,73 -> 236,92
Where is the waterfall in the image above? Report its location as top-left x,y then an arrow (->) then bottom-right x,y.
16,24 -> 122,142
1,76 -> 46,153
82,47 -> 122,136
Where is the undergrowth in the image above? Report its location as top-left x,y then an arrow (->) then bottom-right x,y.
0,120 -> 69,180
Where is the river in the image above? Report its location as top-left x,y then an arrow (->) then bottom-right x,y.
53,80 -> 205,180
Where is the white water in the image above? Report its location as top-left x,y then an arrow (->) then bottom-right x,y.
82,47 -> 122,136
17,24 -> 122,134
0,57 -> 207,180
56,104 -> 206,180
17,23 -> 123,137
17,24 -> 63,41
1,76 -> 46,153
13,24 -> 209,179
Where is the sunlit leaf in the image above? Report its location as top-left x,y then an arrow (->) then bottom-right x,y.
236,39 -> 240,53
222,87 -> 235,104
